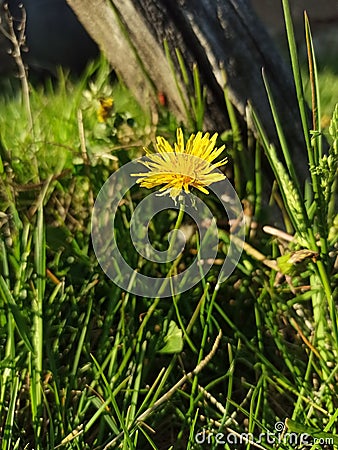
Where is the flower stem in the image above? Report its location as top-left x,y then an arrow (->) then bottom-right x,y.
173,196 -> 185,231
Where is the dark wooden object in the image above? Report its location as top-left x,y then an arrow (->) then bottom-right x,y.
66,0 -> 309,178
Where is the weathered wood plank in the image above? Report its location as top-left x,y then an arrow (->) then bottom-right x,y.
67,0 -> 309,179
66,0 -> 187,122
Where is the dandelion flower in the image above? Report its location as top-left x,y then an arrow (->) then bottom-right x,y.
97,97 -> 114,123
132,128 -> 227,200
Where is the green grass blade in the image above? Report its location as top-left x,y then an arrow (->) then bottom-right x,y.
286,418 -> 338,446
31,205 -> 46,445
163,40 -> 190,124
191,63 -> 206,130
249,105 -> 305,235
281,0 -> 311,156
304,12 -> 322,162
3,374 -> 21,450
261,68 -> 303,195
0,275 -> 34,353
71,295 -> 93,378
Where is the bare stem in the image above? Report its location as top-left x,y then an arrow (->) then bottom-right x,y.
0,3 -> 33,130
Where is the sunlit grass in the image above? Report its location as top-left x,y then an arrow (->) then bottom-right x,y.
0,5 -> 338,450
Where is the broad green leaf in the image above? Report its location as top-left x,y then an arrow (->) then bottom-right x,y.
158,321 -> 183,354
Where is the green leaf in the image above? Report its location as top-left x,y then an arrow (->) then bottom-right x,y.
277,250 -> 318,276
158,321 -> 183,354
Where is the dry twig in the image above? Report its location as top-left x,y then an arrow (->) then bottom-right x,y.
0,3 -> 32,129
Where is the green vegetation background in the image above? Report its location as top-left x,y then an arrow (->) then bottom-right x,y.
0,5 -> 338,450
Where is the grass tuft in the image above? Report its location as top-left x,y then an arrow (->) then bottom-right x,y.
0,1 -> 338,448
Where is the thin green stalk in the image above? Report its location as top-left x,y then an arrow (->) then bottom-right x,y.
315,260 -> 337,347
262,68 -> 303,197
112,200 -> 188,388
191,63 -> 206,130
292,346 -> 315,418
304,14 -> 329,259
223,70 -> 248,197
304,12 -> 322,162
31,205 -> 46,446
218,343 -> 235,429
310,274 -> 326,358
250,105 -> 301,233
254,141 -> 262,220
137,367 -> 166,414
214,301 -> 290,384
281,0 -> 311,155
247,376 -> 264,449
164,41 -> 190,125
71,296 -> 93,378
3,374 -> 20,450
0,275 -> 33,353
186,284 -> 217,417
172,294 -> 197,353
125,340 -> 147,429
174,197 -> 185,230
282,0 -> 323,247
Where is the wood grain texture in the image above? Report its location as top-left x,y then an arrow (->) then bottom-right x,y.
66,0 -> 187,121
67,0 -> 310,180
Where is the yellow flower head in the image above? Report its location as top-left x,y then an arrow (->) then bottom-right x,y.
97,97 -> 114,123
132,128 -> 227,200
